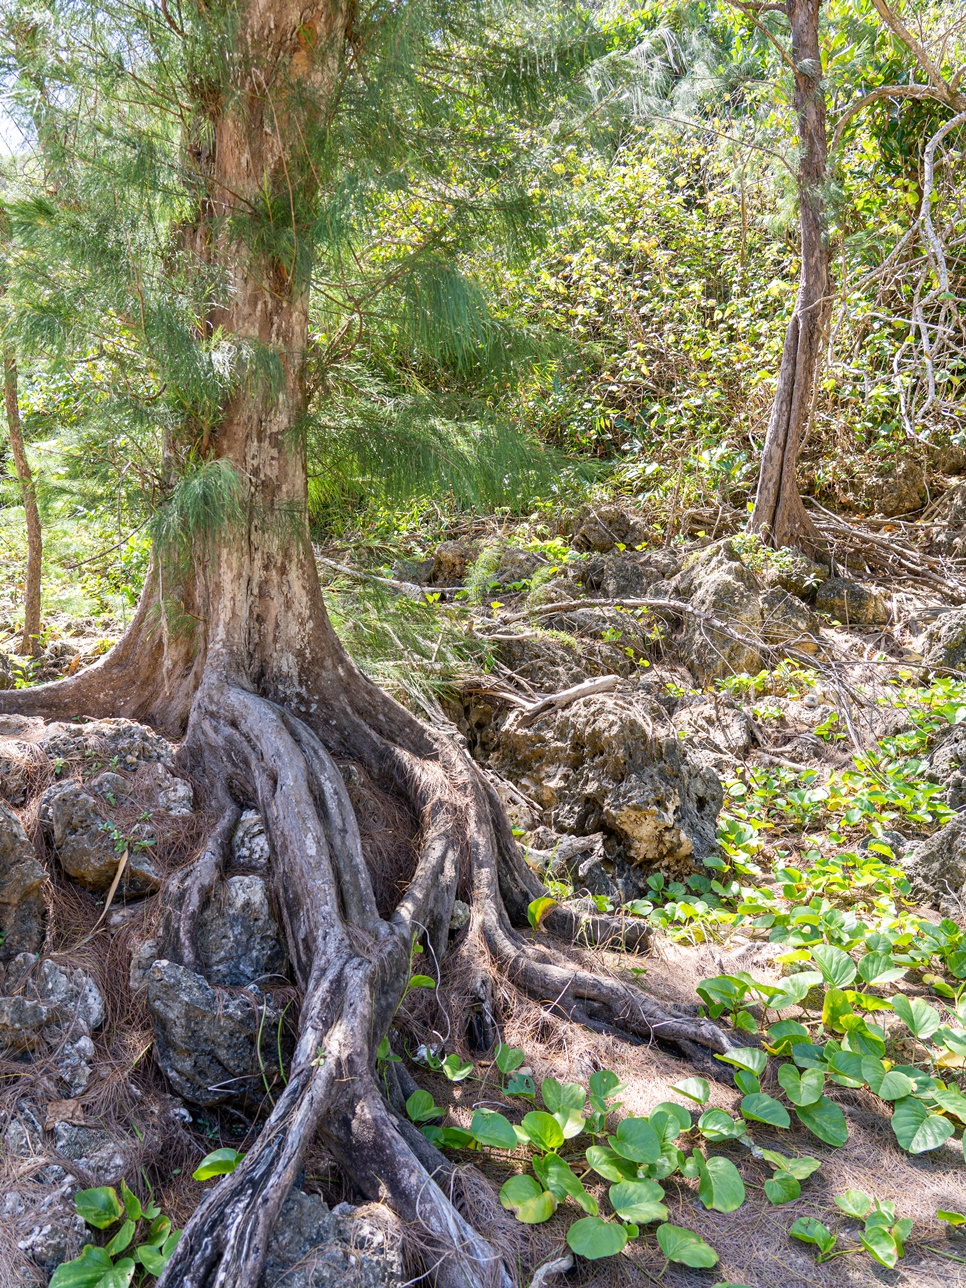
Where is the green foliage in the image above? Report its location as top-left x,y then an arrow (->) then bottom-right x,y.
191,1149 -> 244,1182
51,1184 -> 180,1286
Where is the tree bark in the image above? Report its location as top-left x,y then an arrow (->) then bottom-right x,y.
0,4 -> 732,1284
4,353 -> 42,655
748,0 -> 829,554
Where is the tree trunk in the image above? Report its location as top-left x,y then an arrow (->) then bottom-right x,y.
4,354 -> 42,656
748,0 -> 829,553
0,4 -> 731,1284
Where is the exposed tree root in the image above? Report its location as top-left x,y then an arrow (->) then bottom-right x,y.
3,615 -> 732,1287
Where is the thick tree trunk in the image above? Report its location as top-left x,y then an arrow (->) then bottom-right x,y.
4,354 -> 42,656
748,0 -> 829,554
0,4 -> 732,1284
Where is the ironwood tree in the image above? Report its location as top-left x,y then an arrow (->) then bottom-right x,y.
0,2 -> 728,1285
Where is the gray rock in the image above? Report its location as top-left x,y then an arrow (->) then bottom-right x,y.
0,744 -> 32,806
760,547 -> 829,599
260,1190 -> 403,1288
37,780 -> 161,895
491,692 -> 722,888
8,1178 -> 86,1276
0,801 -> 47,960
903,817 -> 966,918
931,479 -> 966,560
675,543 -> 764,681
51,1123 -> 131,1185
432,539 -> 473,584
391,557 -> 435,585
0,652 -> 13,691
578,551 -> 674,600
758,587 -> 821,652
197,875 -> 286,986
231,810 -> 270,873
132,761 -> 194,815
39,718 -> 174,773
923,607 -> 966,673
147,959 -> 283,1106
863,461 -> 927,518
573,505 -> 640,554
0,954 -> 104,1074
814,578 -> 888,626
493,547 -> 544,587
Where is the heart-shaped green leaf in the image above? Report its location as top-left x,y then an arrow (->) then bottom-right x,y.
859,1226 -> 899,1268
74,1187 -> 123,1230
499,1174 -> 557,1224
810,944 -> 856,988
695,1153 -> 745,1212
891,995 -> 941,1041
521,1111 -> 565,1153
405,1091 -> 439,1124
834,1189 -> 872,1218
778,1064 -> 824,1107
714,1047 -> 767,1077
656,1223 -> 719,1268
585,1145 -> 638,1182
533,1153 -> 598,1214
527,897 -> 558,931
890,1096 -> 955,1153
764,1172 -> 800,1205
759,1148 -> 821,1179
740,1093 -> 790,1128
608,1178 -> 668,1224
49,1246 -> 115,1288
697,1108 -> 746,1141
470,1110 -> 518,1151
929,1084 -> 966,1123
672,1077 -> 710,1104
795,1096 -> 848,1147
566,1216 -> 628,1260
609,1116 -> 661,1164
541,1079 -> 585,1114
790,1217 -> 836,1255
857,952 -> 906,986
192,1147 -> 245,1181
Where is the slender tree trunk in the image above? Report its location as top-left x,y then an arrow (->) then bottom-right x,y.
4,353 -> 42,655
0,5 -> 731,1285
748,0 -> 829,553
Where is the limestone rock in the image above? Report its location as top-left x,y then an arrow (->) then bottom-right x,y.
491,692 -> 721,892
759,587 -> 821,652
432,539 -> 473,584
573,505 -> 641,553
930,480 -> 966,560
493,547 -> 544,587
391,557 -> 435,585
147,959 -> 284,1106
675,544 -> 764,681
0,801 -> 47,960
197,874 -> 286,986
923,607 -> 966,673
759,547 -> 828,600
814,577 -> 888,626
4,1178 -> 86,1278
231,809 -> 270,873
578,550 -> 678,601
50,1123 -> 132,1185
37,780 -> 161,895
259,1191 -> 403,1288
39,718 -> 174,773
0,744 -> 33,806
864,460 -> 926,518
903,817 -> 966,918
0,954 -> 104,1092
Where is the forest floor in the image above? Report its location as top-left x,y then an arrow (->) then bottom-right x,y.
2,492 -> 966,1288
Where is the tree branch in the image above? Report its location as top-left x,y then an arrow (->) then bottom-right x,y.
870,0 -> 966,109
725,0 -> 798,74
832,82 -> 956,149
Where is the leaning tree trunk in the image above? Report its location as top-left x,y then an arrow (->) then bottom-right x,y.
4,353 -> 42,656
748,0 -> 830,553
0,4 -> 732,1285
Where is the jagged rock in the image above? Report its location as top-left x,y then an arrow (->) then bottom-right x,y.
134,761 -> 194,815
37,780 -> 162,895
50,1123 -> 132,1185
3,1177 -> 86,1277
672,543 -> 764,681
493,547 -> 544,587
260,1191 -> 403,1288
432,539 -> 473,584
814,577 -> 888,626
197,875 -> 286,986
391,557 -> 435,584
578,550 -> 679,600
0,954 -> 104,1068
231,809 -> 270,873
573,505 -> 641,553
903,817 -> 966,918
864,460 -> 927,518
672,700 -> 752,756
39,718 -> 174,773
0,744 -> 32,806
147,959 -> 284,1106
758,587 -> 821,652
759,548 -> 828,600
449,899 -> 470,931
930,480 -> 966,560
0,652 -> 13,691
923,607 -> 966,673
491,692 -> 722,892
0,801 -> 47,960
